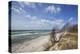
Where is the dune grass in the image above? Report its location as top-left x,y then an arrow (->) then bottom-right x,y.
48,31 -> 78,50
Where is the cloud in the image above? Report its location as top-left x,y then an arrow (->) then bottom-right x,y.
18,2 -> 36,9
24,14 -> 64,29
12,7 -> 20,13
18,2 -> 25,8
19,7 -> 26,14
11,2 -> 63,30
22,2 -> 36,8
25,15 -> 38,20
25,14 -> 31,18
12,13 -> 64,30
45,5 -> 61,14
12,5 -> 27,15
57,7 -> 61,12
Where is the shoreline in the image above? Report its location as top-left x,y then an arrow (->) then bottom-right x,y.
12,35 -> 52,53
11,31 -> 77,53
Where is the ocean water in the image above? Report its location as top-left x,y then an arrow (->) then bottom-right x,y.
10,30 -> 51,45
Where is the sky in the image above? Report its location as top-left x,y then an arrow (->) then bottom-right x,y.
9,1 -> 78,30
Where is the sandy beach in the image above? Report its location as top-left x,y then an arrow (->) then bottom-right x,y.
12,35 -> 53,53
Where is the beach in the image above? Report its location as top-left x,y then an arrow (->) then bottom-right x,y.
11,29 -> 78,53
12,35 -> 52,53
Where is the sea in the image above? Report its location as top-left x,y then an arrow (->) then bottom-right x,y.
10,30 -> 51,45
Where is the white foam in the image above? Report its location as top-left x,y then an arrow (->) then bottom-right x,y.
12,33 -> 32,36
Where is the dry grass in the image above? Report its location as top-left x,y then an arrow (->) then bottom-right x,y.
59,32 -> 78,49
48,31 -> 78,50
